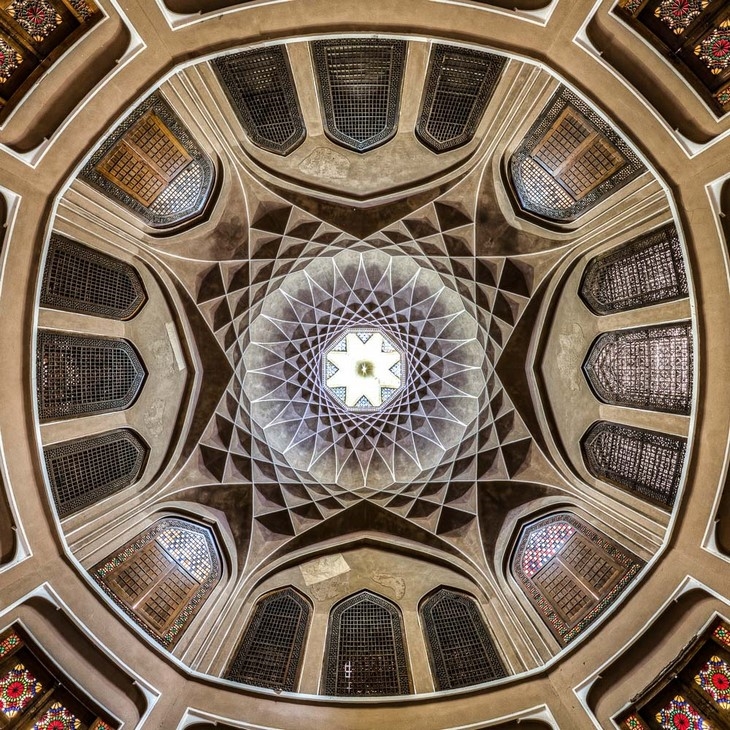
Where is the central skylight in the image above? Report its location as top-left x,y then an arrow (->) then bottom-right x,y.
324,329 -> 404,410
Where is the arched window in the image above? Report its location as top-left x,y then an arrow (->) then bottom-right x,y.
0,625 -> 117,728
36,331 -> 146,420
80,93 -> 215,228
323,590 -> 410,696
415,45 -> 505,153
41,235 -> 147,320
617,0 -> 730,117
583,323 -> 693,415
91,518 -> 222,648
512,512 -> 643,644
213,47 -> 305,156
509,86 -> 644,222
44,429 -> 148,517
580,224 -> 688,314
0,1 -> 101,122
311,39 -> 406,152
582,421 -> 686,507
420,588 -> 507,689
225,587 -> 311,691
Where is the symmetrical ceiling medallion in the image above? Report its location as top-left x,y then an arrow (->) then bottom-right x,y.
243,248 -> 487,491
323,328 -> 405,411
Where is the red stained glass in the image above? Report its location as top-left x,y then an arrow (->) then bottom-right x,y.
655,695 -> 709,730
656,0 -> 710,34
33,701 -> 81,730
0,663 -> 43,718
6,0 -> 62,43
695,654 -> 730,708
695,25 -> 730,73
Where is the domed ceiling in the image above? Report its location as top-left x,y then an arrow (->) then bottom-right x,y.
28,30 -> 701,704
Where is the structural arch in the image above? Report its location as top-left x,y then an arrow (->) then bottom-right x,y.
420,586 -> 507,690
323,589 -> 410,696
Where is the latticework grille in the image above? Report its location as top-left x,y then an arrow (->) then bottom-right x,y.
92,518 -> 221,648
510,86 -> 644,221
582,421 -> 686,507
583,323 -> 693,415
312,39 -> 406,152
44,429 -> 147,517
580,224 -> 689,314
213,47 -> 305,155
420,588 -> 506,690
513,513 -> 643,643
416,45 -> 505,153
324,591 -> 410,696
41,235 -> 146,319
79,93 -> 215,228
225,588 -> 311,691
97,110 -> 192,207
36,331 -> 146,420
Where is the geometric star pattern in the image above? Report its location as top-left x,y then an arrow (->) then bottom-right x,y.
185,185 -> 539,551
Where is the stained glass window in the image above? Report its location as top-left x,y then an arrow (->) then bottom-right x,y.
656,696 -> 709,729
617,0 -> 730,115
509,86 -> 644,222
79,93 -> 215,228
582,421 -> 686,507
212,47 -> 305,156
0,0 -> 101,121
0,664 -> 42,717
225,587 -> 311,691
416,45 -> 505,153
311,39 -> 406,152
580,224 -> 688,314
695,655 -> 730,708
0,626 -> 117,728
41,235 -> 147,320
323,591 -> 410,696
92,517 -> 222,648
44,429 -> 148,517
36,331 -> 146,420
618,617 -> 730,728
33,701 -> 82,730
583,323 -> 693,415
512,513 -> 643,644
420,588 -> 507,689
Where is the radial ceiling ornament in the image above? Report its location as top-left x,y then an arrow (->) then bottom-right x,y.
243,248 -> 487,491
324,329 -> 404,410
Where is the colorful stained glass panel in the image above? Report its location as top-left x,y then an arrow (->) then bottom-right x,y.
33,701 -> 81,730
695,654 -> 730,708
622,714 -> 649,730
156,526 -> 212,582
0,664 -> 43,718
695,23 -> 730,74
0,37 -> 23,83
656,0 -> 710,34
656,695 -> 709,730
714,622 -> 730,648
7,0 -> 63,43
520,520 -> 576,577
0,630 -> 22,658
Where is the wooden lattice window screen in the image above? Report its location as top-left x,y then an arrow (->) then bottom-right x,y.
92,518 -> 222,648
420,588 -> 507,690
323,591 -> 410,696
512,512 -> 643,644
97,110 -> 192,207
225,587 -> 311,691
